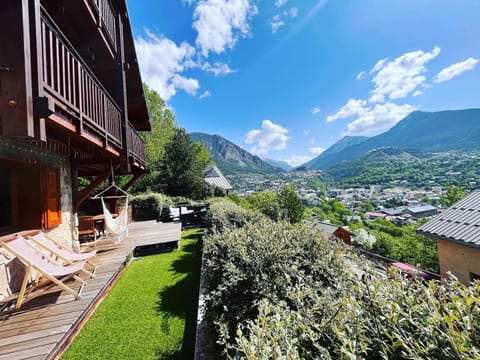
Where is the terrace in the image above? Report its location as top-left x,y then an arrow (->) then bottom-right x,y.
0,221 -> 181,359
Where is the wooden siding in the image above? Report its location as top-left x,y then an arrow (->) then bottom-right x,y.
0,221 -> 181,360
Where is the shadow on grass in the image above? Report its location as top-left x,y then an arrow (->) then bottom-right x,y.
155,229 -> 203,360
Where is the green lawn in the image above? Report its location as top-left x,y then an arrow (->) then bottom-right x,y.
61,228 -> 203,360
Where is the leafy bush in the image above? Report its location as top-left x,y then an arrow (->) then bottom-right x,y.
131,193 -> 165,221
233,274 -> 480,360
203,219 -> 351,354
202,212 -> 480,359
204,199 -> 264,232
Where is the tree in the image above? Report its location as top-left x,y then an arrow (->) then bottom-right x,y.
247,191 -> 281,221
133,85 -> 176,193
157,127 -> 206,199
440,184 -> 467,207
278,184 -> 304,224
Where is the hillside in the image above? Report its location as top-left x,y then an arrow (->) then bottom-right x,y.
327,148 -> 480,189
190,132 -> 283,175
263,158 -> 293,171
305,109 -> 480,170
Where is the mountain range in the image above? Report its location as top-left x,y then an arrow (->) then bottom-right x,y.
190,132 -> 283,175
191,109 -> 480,178
305,109 -> 480,170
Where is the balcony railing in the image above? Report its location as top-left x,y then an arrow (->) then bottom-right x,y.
127,122 -> 146,167
90,0 -> 117,52
39,9 -> 145,168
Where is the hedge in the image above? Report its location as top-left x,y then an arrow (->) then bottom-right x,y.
202,200 -> 480,359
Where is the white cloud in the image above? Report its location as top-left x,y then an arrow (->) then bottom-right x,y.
135,32 -> 197,101
275,0 -> 288,7
413,90 -> 422,97
288,7 -> 298,17
434,57 -> 479,83
310,139 -> 315,144
271,6 -> 298,34
271,20 -> 285,33
309,147 -> 325,156
193,0 -> 258,57
280,147 -> 325,167
326,99 -> 367,122
245,120 -> 289,155
356,71 -> 366,80
347,102 -> 417,136
369,46 -> 440,103
171,74 -> 200,95
199,90 -> 211,99
201,61 -> 235,76
311,107 -> 321,115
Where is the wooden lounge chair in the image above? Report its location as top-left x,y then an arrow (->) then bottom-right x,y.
27,231 -> 97,278
0,235 -> 86,309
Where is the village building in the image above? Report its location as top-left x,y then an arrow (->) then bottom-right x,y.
306,220 -> 354,245
418,190 -> 480,284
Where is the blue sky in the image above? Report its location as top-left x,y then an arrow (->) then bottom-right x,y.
129,0 -> 480,166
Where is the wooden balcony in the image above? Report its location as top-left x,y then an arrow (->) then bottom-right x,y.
40,9 -> 145,169
85,0 -> 118,56
127,123 -> 146,168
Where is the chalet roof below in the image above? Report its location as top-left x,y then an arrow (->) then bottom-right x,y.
306,220 -> 353,236
418,190 -> 480,248
204,166 -> 233,191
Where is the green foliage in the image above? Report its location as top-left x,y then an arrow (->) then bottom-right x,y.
157,127 -> 206,199
227,193 -> 250,209
130,193 -> 164,221
142,84 -> 176,167
62,229 -> 203,360
440,184 -> 468,207
202,204 -> 480,358
233,274 -> 480,360
328,151 -> 480,190
351,219 -> 439,273
309,198 -> 351,225
203,219 -> 350,354
204,198 -> 264,233
278,184 -> 305,224
246,191 -> 281,221
133,85 -> 176,193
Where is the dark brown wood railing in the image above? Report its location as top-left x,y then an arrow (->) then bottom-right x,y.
39,8 -> 145,169
91,0 -> 117,52
127,122 -> 146,167
41,9 -> 121,147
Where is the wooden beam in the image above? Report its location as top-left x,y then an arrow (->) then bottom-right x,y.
115,14 -> 130,173
0,0 -> 35,138
72,163 -> 119,208
122,173 -> 143,192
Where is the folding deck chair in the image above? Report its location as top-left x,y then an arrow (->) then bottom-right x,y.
0,235 -> 86,309
27,231 -> 97,278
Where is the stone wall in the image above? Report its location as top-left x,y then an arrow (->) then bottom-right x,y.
438,238 -> 480,284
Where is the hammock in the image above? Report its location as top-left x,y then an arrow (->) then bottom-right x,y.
101,197 -> 129,243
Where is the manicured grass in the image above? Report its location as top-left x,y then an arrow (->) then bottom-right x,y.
61,228 -> 203,360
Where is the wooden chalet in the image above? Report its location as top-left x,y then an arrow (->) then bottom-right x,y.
0,0 -> 150,243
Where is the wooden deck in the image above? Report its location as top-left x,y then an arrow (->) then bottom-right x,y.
0,221 -> 181,360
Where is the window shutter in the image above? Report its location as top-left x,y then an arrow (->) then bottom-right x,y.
42,167 -> 62,228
